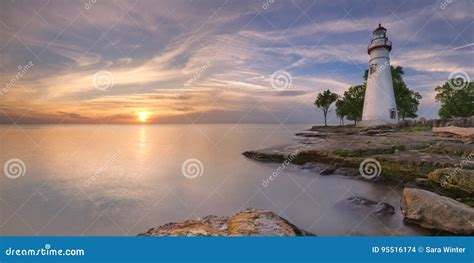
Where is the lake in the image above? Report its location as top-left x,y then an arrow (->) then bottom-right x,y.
0,124 -> 427,236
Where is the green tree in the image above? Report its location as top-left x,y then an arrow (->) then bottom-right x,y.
435,79 -> 473,119
363,66 -> 421,120
315,90 -> 339,127
336,85 -> 366,125
335,99 -> 345,125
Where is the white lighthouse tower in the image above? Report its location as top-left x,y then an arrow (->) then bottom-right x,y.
358,24 -> 398,127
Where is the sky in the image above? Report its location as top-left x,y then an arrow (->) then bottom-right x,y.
0,0 -> 473,124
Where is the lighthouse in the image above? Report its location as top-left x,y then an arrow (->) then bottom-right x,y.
358,24 -> 398,127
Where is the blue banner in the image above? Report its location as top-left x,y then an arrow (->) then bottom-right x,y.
0,236 -> 472,262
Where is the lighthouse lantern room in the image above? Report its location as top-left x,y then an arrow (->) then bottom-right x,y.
358,24 -> 398,127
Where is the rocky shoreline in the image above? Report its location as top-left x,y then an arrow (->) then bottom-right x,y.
242,124 -> 473,235
140,122 -> 473,236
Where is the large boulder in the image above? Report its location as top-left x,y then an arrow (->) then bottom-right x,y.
138,208 -> 313,236
401,188 -> 474,235
428,168 -> 474,197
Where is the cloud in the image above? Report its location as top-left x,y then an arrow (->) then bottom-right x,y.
0,0 -> 471,123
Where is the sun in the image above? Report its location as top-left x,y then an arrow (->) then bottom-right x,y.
138,111 -> 150,123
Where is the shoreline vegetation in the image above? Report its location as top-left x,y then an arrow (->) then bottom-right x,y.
140,117 -> 473,236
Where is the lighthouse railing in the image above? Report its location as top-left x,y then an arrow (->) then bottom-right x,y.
367,39 -> 392,50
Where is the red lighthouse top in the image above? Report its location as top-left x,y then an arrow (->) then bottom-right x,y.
367,23 -> 392,54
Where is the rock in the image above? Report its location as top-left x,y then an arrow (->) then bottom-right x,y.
243,126 -> 472,181
400,188 -> 474,235
347,196 -> 377,205
295,132 -> 327,138
341,196 -> 395,215
415,178 -> 432,187
431,117 -> 474,128
320,164 -> 338,175
373,203 -> 396,214
300,162 -> 315,169
334,167 -> 360,177
299,162 -> 337,175
138,208 -> 314,236
433,126 -> 474,138
428,168 -> 474,197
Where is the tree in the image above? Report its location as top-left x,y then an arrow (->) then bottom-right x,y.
335,99 -> 345,125
363,66 -> 421,120
336,66 -> 420,125
335,85 -> 366,125
315,90 -> 339,127
435,79 -> 473,119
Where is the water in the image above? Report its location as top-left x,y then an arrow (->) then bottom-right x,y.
0,124 -> 427,236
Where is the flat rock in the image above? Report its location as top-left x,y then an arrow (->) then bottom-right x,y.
300,162 -> 338,175
433,126 -> 474,138
339,196 -> 395,215
243,126 -> 473,181
400,188 -> 474,235
334,167 -> 360,177
138,208 -> 314,236
427,168 -> 474,197
414,178 -> 432,187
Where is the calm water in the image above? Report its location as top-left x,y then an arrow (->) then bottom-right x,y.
0,124 -> 427,236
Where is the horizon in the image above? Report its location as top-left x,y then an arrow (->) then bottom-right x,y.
1,0 -> 473,124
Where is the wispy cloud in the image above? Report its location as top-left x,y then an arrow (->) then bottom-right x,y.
0,0 -> 472,123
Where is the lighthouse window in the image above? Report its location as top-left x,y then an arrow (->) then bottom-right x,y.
374,31 -> 384,38
369,64 -> 377,75
389,108 -> 396,119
